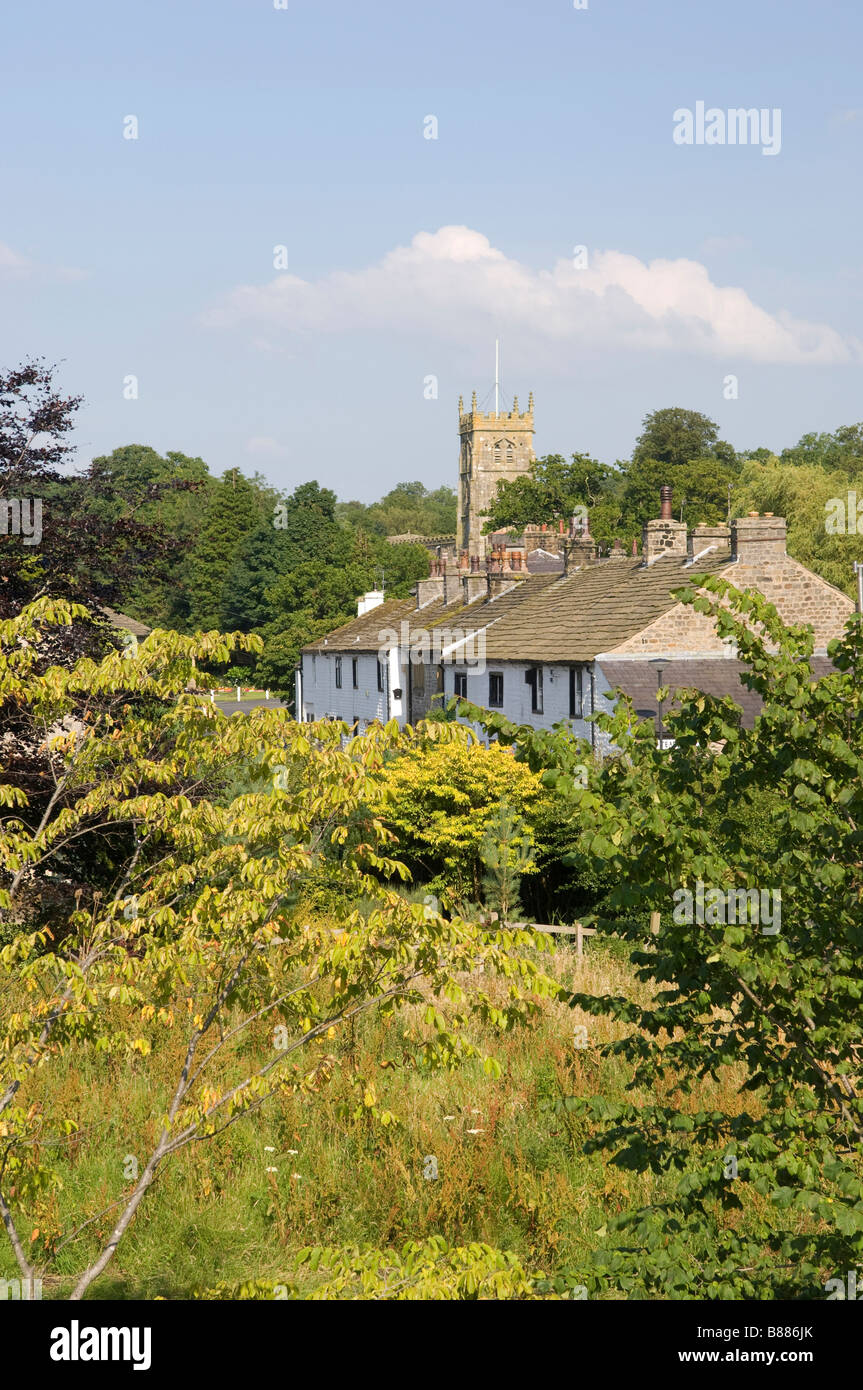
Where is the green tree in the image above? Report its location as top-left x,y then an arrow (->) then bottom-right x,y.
378,741 -> 543,907
481,453 -> 613,535
465,581 -> 863,1298
780,423 -> 863,477
187,470 -> 267,630
480,801 -> 535,923
631,407 -> 732,471
736,458 -> 863,598
620,452 -> 739,530
0,600 -> 560,1299
85,444 -> 212,627
0,362 -> 166,629
338,482 -> 457,538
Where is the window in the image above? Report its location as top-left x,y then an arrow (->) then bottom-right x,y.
488,672 -> 504,708
352,657 -> 359,689
377,659 -> 385,692
569,666 -> 584,719
335,656 -> 342,689
454,671 -> 467,699
525,666 -> 543,714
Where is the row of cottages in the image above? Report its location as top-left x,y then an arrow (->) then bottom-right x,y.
296,489 -> 855,749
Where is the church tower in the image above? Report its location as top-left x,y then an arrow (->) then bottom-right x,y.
457,391 -> 535,557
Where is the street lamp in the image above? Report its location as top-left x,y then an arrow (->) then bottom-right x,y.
649,657 -> 668,748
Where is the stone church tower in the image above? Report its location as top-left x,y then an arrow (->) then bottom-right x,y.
457,391 -> 535,556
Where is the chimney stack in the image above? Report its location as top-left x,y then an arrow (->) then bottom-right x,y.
731,513 -> 787,566
564,514 -> 596,573
691,522 -> 731,557
642,487 -> 688,565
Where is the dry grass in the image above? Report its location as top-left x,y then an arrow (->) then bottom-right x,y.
0,940 -> 777,1299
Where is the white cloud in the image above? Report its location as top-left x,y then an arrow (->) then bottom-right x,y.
0,240 -> 86,282
206,225 -> 858,367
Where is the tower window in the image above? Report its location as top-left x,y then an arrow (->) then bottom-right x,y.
488,672 -> 504,708
352,657 -> 359,689
377,659 -> 385,692
335,656 -> 342,689
454,671 -> 467,699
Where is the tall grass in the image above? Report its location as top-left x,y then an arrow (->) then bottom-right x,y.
1,941 -> 761,1299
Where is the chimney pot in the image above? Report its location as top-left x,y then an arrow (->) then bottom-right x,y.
659,485 -> 673,521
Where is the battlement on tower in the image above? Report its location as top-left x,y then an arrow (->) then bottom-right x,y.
457,390 -> 536,556
457,391 -> 535,432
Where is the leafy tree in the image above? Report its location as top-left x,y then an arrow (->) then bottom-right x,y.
257,532 -> 429,705
736,459 -> 863,598
338,482 -> 456,538
378,741 -> 544,907
481,453 -> 613,536
0,600 -> 561,1299
220,519 -> 291,633
373,538 -> 430,594
780,423 -> 863,477
187,470 -> 267,630
84,445 -> 212,627
0,362 -> 160,624
464,582 -> 863,1298
631,407 -> 732,471
620,453 -> 739,531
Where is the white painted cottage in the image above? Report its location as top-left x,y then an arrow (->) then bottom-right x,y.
297,490 -> 855,746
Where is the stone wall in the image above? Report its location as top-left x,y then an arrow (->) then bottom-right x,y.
607,553 -> 855,656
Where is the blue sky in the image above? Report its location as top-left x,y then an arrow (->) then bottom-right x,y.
2,0 -> 863,500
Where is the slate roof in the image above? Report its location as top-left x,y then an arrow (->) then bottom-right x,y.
301,552 -> 735,662
302,597 -> 420,653
479,553 -> 733,663
100,607 -> 152,638
600,656 -> 837,730
526,548 -> 564,575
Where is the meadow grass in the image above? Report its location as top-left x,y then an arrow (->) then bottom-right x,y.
1,939 -> 767,1299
